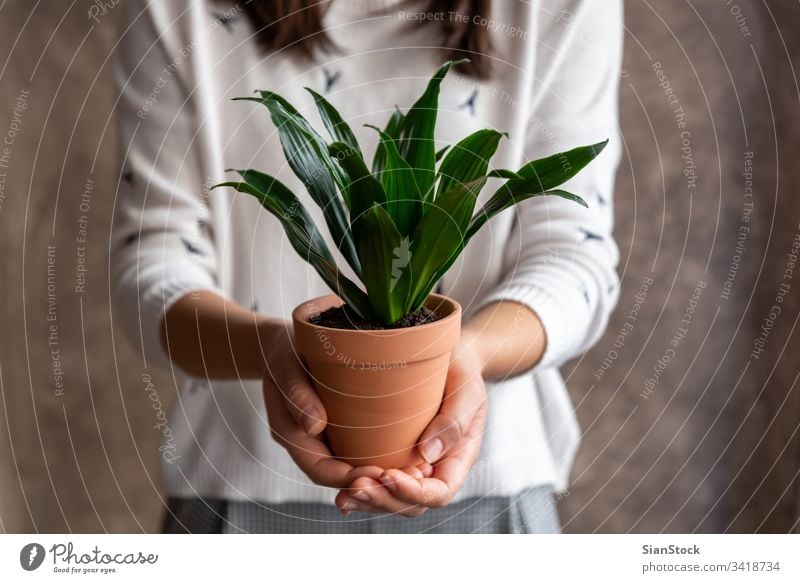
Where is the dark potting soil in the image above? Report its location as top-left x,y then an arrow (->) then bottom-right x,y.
312,304 -> 440,330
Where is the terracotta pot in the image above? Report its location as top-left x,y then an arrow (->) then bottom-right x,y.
292,293 -> 461,468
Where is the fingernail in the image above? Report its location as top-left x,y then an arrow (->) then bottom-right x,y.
340,509 -> 352,517
340,500 -> 357,511
301,406 -> 320,433
422,437 -> 444,463
351,490 -> 370,502
380,475 -> 398,492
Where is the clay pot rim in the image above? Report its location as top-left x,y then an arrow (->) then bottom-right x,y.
292,293 -> 461,337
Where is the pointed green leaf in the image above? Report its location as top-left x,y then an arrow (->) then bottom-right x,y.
514,140 -> 609,191
222,73 -> 603,326
372,107 -> 405,175
468,184 -> 589,242
244,91 -> 349,188
436,129 -> 505,198
356,204 -> 409,324
405,176 -> 487,311
396,60 -> 465,200
235,95 -> 349,189
467,141 -> 605,239
422,188 -> 585,304
424,144 -> 602,290
305,87 -> 359,149
328,141 -> 387,239
365,125 -> 422,237
211,176 -> 373,319
540,189 -> 589,208
234,95 -> 361,277
217,171 -> 328,255
487,168 -> 521,180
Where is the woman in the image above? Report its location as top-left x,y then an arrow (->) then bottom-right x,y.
112,0 -> 623,533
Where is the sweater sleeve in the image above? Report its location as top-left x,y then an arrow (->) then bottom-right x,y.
477,0 -> 624,371
111,0 -> 221,374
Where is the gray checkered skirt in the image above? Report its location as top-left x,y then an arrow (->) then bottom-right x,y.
162,486 -> 559,534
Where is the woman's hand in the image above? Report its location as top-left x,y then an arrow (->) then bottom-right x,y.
333,300 -> 546,517
164,292 -> 540,511
334,340 -> 488,517
260,320 -> 383,488
162,291 -> 381,487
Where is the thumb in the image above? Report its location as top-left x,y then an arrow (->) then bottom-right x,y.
268,359 -> 327,436
417,363 -> 485,464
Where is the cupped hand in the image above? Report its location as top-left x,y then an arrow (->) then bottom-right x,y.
335,340 -> 488,517
260,320 -> 383,488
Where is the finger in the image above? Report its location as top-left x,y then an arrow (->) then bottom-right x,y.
417,362 -> 486,463
267,357 -> 327,435
263,379 -> 351,488
386,404 -> 487,507
381,462 -> 464,508
337,477 -> 427,518
335,491 -> 384,515
335,492 -> 411,517
350,477 -> 428,518
343,465 -> 384,485
380,468 -> 449,508
338,465 -> 410,510
341,465 -> 422,495
335,492 -> 372,515
401,465 -> 424,480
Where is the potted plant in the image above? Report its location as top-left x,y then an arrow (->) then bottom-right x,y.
214,60 -> 606,469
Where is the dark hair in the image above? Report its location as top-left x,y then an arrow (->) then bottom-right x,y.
231,0 -> 493,78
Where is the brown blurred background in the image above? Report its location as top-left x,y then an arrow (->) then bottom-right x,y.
1,1 -> 799,533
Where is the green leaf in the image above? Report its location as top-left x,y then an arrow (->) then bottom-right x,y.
328,141 -> 387,240
540,189 -> 589,208
234,95 -> 361,277
514,140 -> 608,191
246,91 -> 349,187
219,170 -> 327,252
423,190 -> 588,303
487,168 -> 521,180
236,94 -> 349,189
405,176 -> 487,311
365,125 -> 422,237
436,129 -> 505,198
396,60 -> 465,200
211,174 -> 373,319
468,185 -> 589,242
250,90 -> 304,118
305,87 -> 359,149
223,74 -> 604,326
467,141 -> 606,239
356,204 -> 409,324
372,107 -> 405,175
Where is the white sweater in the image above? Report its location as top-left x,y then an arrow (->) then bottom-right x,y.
112,0 -> 623,504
